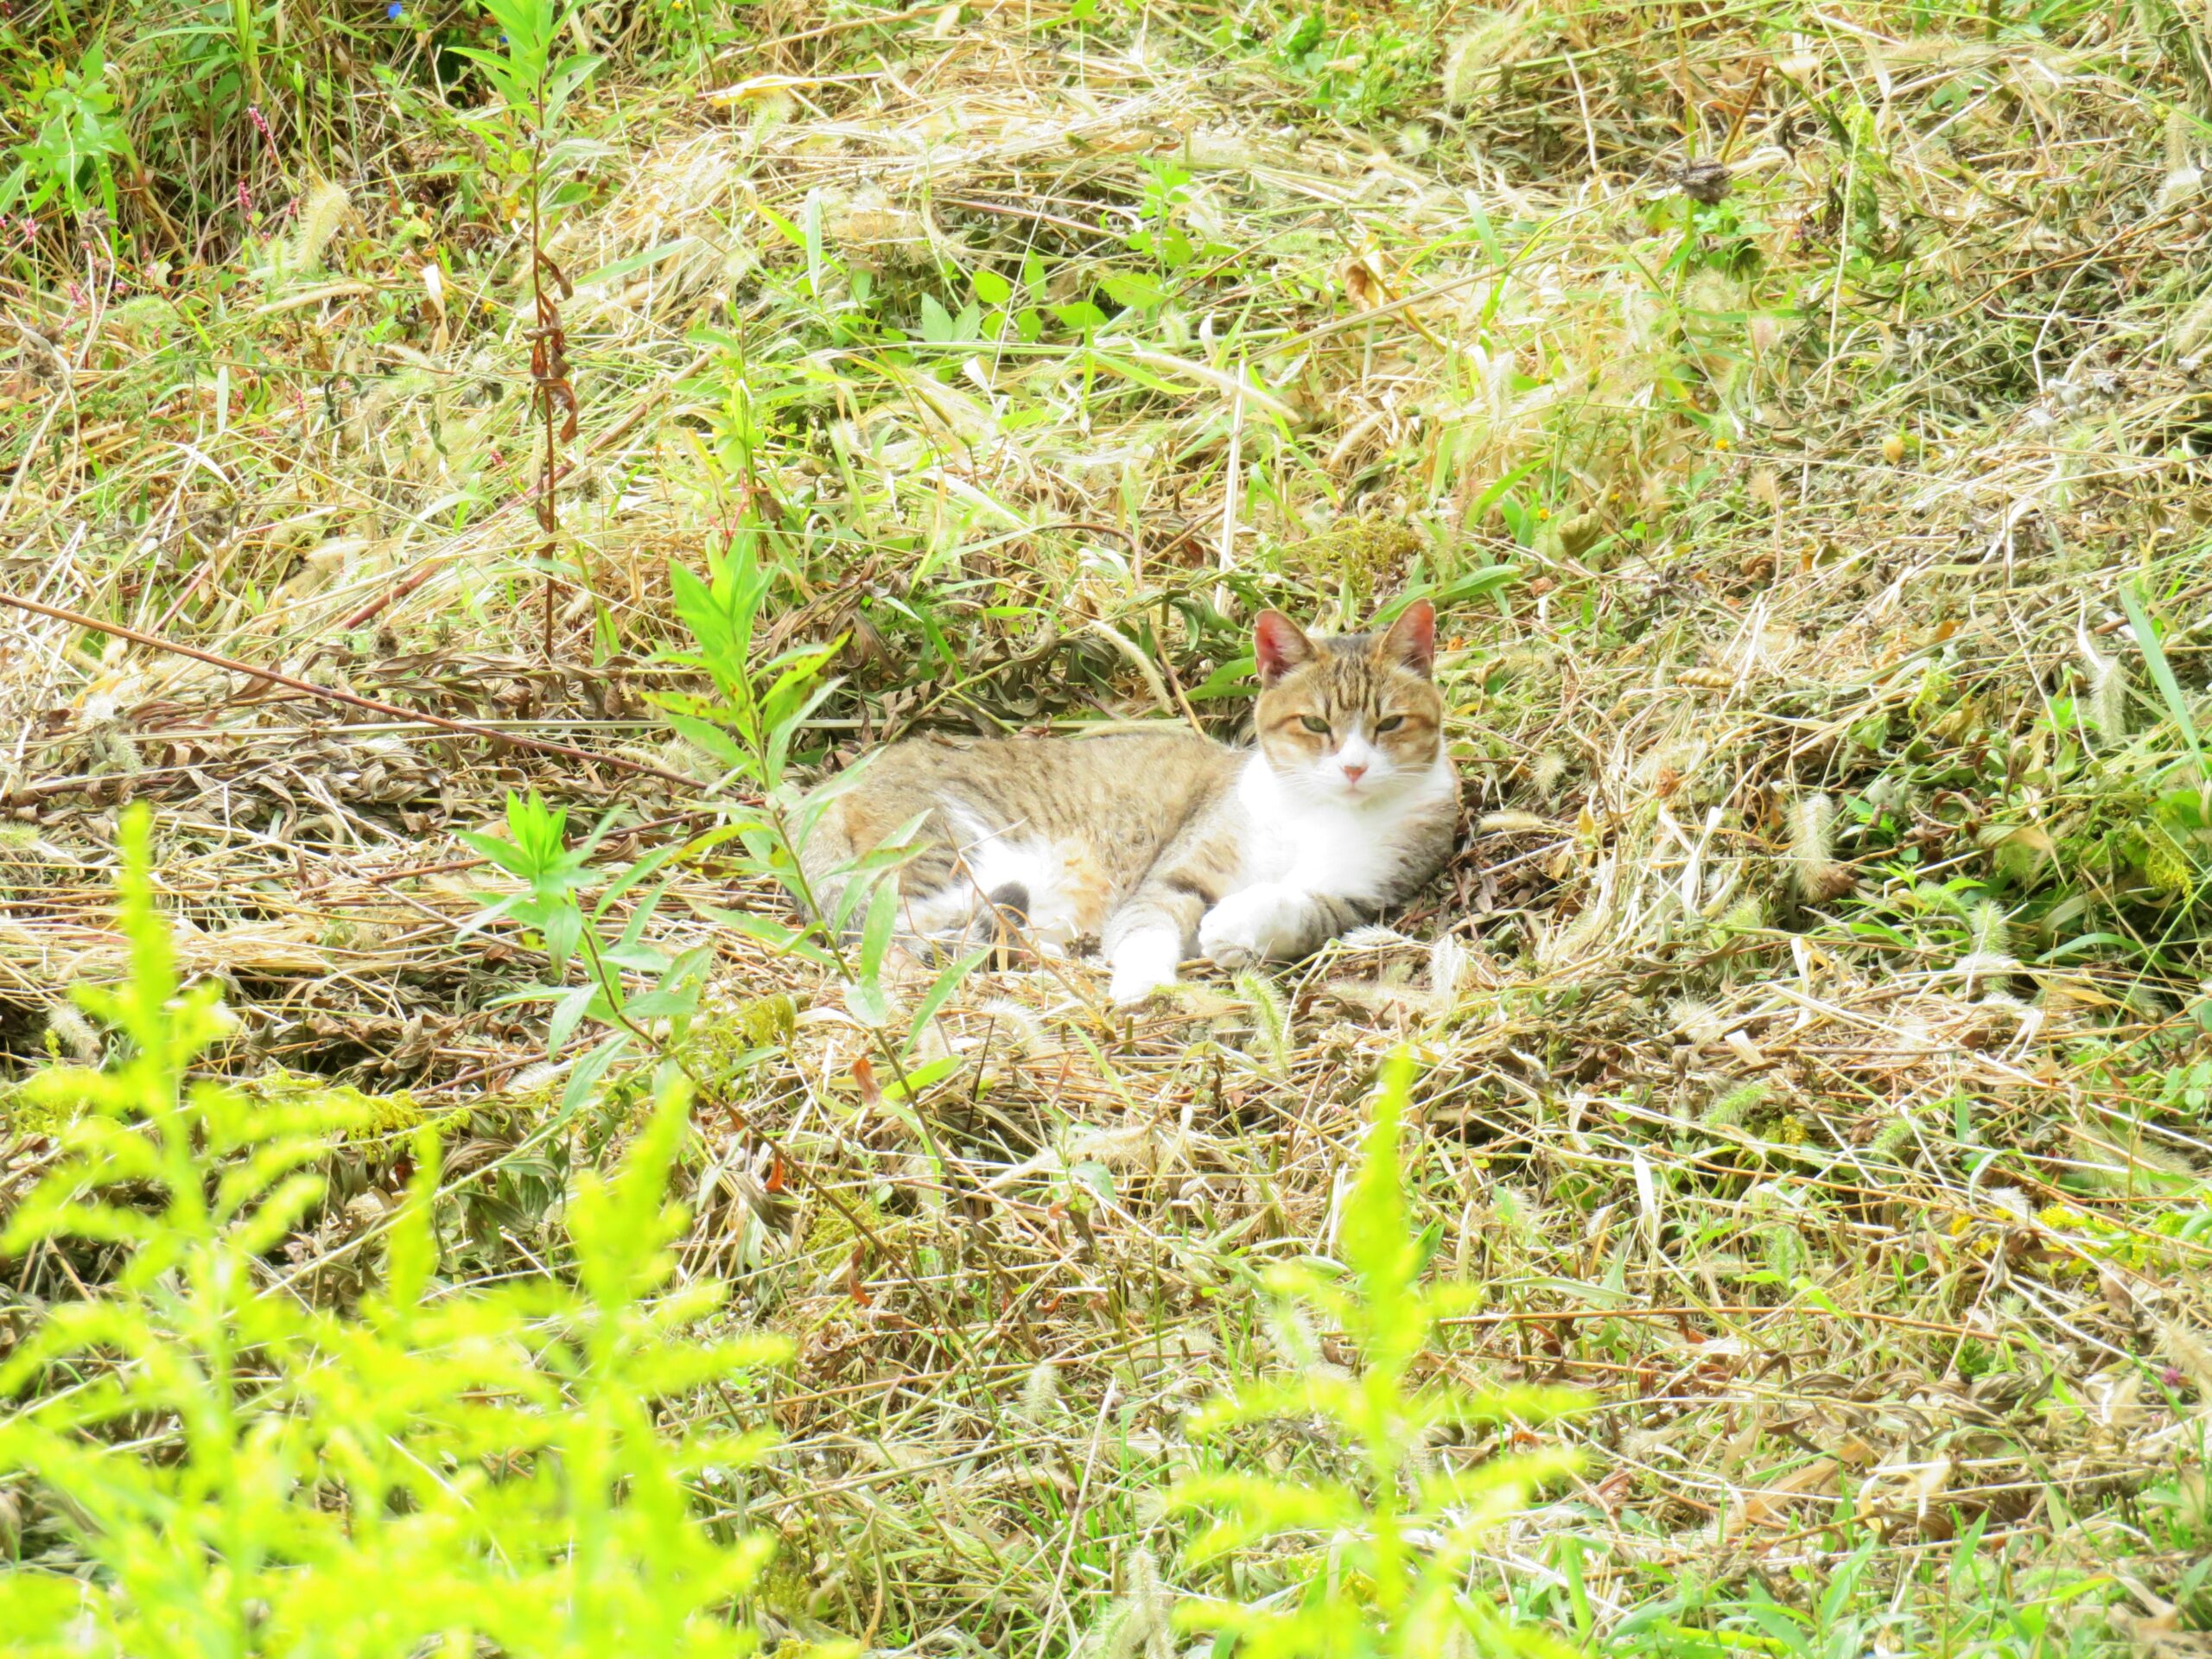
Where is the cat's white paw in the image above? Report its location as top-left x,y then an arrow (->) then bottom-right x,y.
1107,928 -> 1183,1005
1199,885 -> 1300,969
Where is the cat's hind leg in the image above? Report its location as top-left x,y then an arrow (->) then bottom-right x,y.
799,790 -> 1057,968
797,782 -> 961,941
897,876 -> 1033,969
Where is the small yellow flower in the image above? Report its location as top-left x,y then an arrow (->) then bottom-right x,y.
1714,435 -> 1732,451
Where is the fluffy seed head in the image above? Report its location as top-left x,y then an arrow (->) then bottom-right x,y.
292,181 -> 353,272
1789,793 -> 1851,899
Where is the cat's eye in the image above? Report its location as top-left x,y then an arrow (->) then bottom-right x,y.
1374,715 -> 1405,734
1300,715 -> 1330,735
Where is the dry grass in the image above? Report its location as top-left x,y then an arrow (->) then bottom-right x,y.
4,0 -> 2212,1649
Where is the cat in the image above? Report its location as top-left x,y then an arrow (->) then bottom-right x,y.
798,600 -> 1459,1005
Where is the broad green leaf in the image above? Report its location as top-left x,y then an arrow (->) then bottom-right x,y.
556,1031 -> 630,1123
540,899 -> 584,971
857,874 -> 901,981
880,1053 -> 961,1102
2123,584 -> 2204,780
804,189 -> 827,299
547,981 -> 598,1052
717,906 -> 840,968
908,948 -> 986,1045
848,976 -> 893,1027
1101,270 -> 1164,311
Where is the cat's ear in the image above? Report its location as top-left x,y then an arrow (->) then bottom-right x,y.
1254,611 -> 1316,685
1374,599 -> 1437,677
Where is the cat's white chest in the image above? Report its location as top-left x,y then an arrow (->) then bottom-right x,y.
1231,755 -> 1426,900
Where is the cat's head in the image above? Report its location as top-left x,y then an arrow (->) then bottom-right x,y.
1250,600 -> 1444,804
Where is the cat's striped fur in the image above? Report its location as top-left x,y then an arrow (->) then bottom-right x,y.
798,601 -> 1459,1003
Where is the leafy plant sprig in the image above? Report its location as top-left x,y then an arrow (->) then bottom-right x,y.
456,788 -> 715,1122
459,0 -> 601,657
0,804 -> 807,1658
1167,1052 -> 1586,1657
453,531 -> 987,1339
657,529 -> 985,1063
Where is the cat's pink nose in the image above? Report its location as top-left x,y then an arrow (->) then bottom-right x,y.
1342,763 -> 1367,782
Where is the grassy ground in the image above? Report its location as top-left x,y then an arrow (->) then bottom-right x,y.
4,0 -> 2212,1650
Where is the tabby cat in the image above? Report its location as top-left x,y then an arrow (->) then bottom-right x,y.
799,601 -> 1459,1003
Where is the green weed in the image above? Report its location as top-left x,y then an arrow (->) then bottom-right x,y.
1166,1052 -> 1583,1656
0,804 -> 813,1657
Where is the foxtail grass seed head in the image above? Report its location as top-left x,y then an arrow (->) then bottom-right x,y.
1867,1115 -> 1916,1160
2158,164 -> 2203,212
1968,898 -> 2012,962
508,1062 -> 562,1096
2093,658 -> 2128,740
1714,894 -> 1767,938
1913,880 -> 1965,918
1236,970 -> 1292,1074
88,726 -> 143,776
1095,1547 -> 1173,1659
1443,12 -> 1535,104
1684,270 -> 1745,319
2157,1319 -> 2212,1395
45,1001 -> 101,1063
2162,107 -> 2203,210
750,87 -> 795,130
1405,1421 -> 1441,1481
1762,1222 -> 1803,1281
2080,629 -> 2127,739
1019,1360 -> 1062,1425
293,181 -> 352,272
1264,1301 -> 1322,1370
1428,934 -> 1468,1002
1956,901 -> 2018,992
1443,35 -> 1484,105
977,998 -> 1043,1054
1789,793 -> 1849,899
1701,1079 -> 1769,1128
2171,287 -> 2212,360
1669,997 -> 1726,1046
1492,1181 -> 1535,1243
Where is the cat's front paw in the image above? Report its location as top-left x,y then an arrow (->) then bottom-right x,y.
1106,927 -> 1184,1006
1199,885 -> 1300,970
